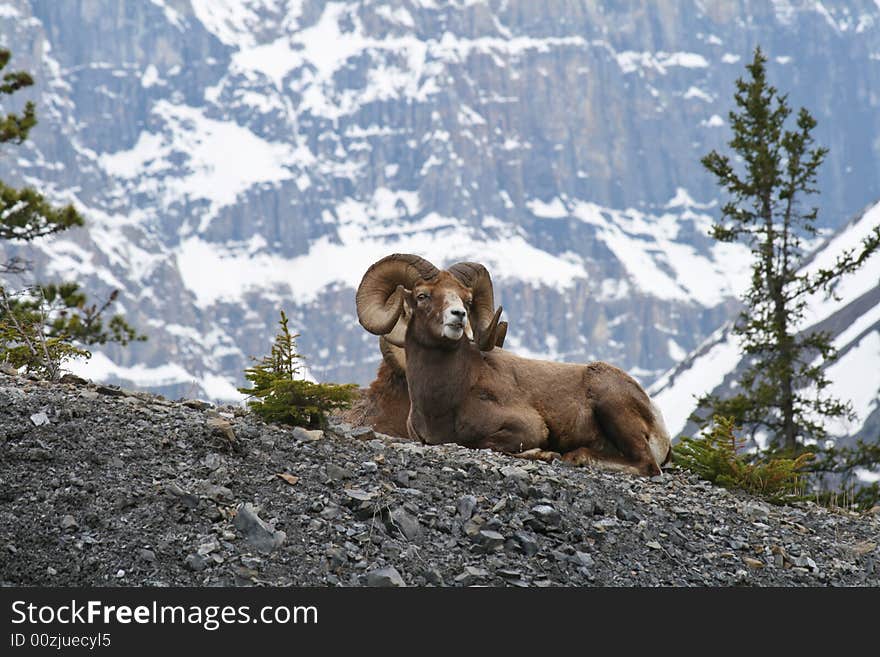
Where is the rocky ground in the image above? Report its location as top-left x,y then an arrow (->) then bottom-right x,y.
0,370 -> 878,587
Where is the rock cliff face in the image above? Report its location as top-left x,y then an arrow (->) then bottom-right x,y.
1,1 -> 879,400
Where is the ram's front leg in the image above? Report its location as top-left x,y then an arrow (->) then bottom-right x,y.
514,448 -> 562,462
561,447 -> 645,476
470,407 -> 550,456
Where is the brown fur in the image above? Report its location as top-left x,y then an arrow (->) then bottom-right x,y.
339,359 -> 411,439
343,276 -> 507,439
402,274 -> 671,477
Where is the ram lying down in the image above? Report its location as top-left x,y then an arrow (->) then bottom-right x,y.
349,254 -> 672,477
340,328 -> 507,439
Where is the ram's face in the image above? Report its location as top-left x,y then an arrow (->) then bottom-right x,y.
411,272 -> 473,343
356,254 -> 502,352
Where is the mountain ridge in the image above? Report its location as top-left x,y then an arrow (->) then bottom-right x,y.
1,0 -> 879,434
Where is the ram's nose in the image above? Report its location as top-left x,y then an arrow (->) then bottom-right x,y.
450,308 -> 466,321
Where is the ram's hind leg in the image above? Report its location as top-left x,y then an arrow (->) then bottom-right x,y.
592,399 -> 662,477
481,409 -> 551,460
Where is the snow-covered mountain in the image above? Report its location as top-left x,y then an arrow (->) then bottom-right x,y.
650,201 -> 880,444
1,0 -> 879,405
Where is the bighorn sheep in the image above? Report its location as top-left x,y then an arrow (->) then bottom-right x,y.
355,254 -> 672,476
339,337 -> 411,438
341,320 -> 508,439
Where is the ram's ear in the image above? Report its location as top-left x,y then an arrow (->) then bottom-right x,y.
384,320 -> 407,347
494,321 -> 507,348
402,288 -> 415,311
384,290 -> 412,348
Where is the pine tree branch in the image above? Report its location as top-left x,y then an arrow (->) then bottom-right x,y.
801,223 -> 880,297
0,182 -> 84,240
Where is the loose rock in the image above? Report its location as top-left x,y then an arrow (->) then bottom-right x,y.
292,427 -> 323,442
1,373 -> 878,588
474,529 -> 505,551
387,506 -> 421,541
457,495 -> 477,520
366,566 -> 406,587
60,515 -> 78,531
30,412 -> 50,427
233,504 -> 286,554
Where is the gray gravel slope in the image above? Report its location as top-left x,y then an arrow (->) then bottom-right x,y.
1,372 -> 877,587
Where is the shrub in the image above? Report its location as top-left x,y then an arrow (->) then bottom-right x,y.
673,415 -> 814,504
238,311 -> 357,429
0,291 -> 88,379
0,284 -> 144,378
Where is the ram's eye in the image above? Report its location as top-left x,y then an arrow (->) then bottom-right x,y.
417,293 -> 429,301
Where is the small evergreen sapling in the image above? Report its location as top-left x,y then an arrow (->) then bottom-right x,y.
0,282 -> 146,377
673,415 -> 814,504
0,287 -> 88,378
238,311 -> 357,428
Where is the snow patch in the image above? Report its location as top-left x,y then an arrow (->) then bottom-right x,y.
66,352 -> 194,388
191,0 -> 300,48
148,0 -> 185,29
375,4 -> 415,28
824,331 -> 880,436
175,212 -> 589,308
98,101 -> 303,226
141,65 -> 161,88
527,197 -> 568,219
665,187 -> 713,209
771,0 -> 796,25
683,86 -> 713,102
571,201 -> 751,306
202,373 -> 245,401
232,37 -> 300,89
667,338 -> 687,363
651,329 -> 742,437
615,50 -> 709,74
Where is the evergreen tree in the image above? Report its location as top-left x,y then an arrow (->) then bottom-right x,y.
694,47 -> 880,452
239,311 -> 357,428
1,48 -> 144,375
0,49 -> 83,240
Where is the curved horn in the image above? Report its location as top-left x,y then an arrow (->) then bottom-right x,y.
356,254 -> 439,335
448,261 -> 503,351
478,306 -> 505,351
